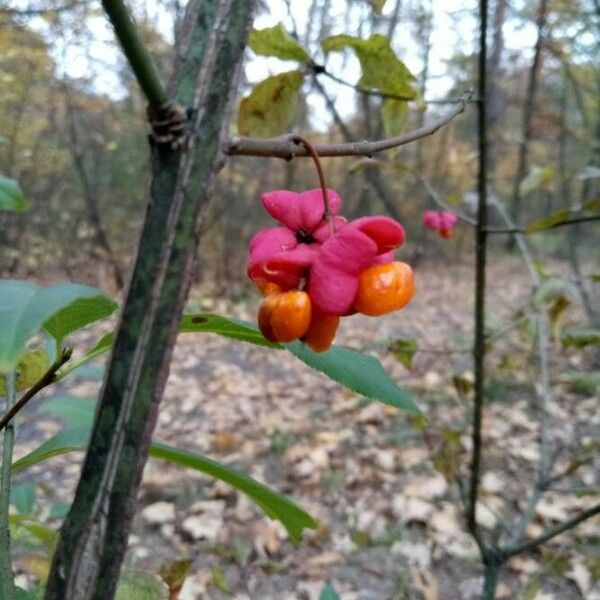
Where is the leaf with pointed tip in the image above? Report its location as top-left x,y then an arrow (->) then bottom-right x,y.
388,338 -> 418,369
14,398 -> 317,544
321,34 -> 416,100
320,584 -> 342,600
182,314 -> 420,413
249,23 -> 310,62
286,340 -> 420,413
43,295 -> 117,350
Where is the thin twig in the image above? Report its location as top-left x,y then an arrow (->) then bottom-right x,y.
419,176 -> 477,225
0,349 -> 72,433
500,502 -> 600,558
467,0 -> 488,555
290,136 -> 332,221
225,92 -> 472,159
315,66 -> 476,105
316,66 -> 416,102
487,214 -> 600,234
489,199 -> 556,549
0,371 -> 17,598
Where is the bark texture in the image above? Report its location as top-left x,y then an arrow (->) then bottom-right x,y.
44,1 -> 255,598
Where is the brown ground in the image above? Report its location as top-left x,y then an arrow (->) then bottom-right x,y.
9,258 -> 600,599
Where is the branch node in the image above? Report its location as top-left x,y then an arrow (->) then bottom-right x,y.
147,103 -> 189,149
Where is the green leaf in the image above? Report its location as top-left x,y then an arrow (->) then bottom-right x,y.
180,314 -> 278,348
150,442 -> 317,544
388,338 -> 418,369
249,24 -> 310,62
562,329 -> 600,349
10,481 -> 37,515
115,572 -> 168,600
43,295 -> 117,350
0,348 -> 49,394
181,314 -> 420,413
321,34 -> 416,100
0,175 -> 27,212
46,313 -> 420,415
320,584 -> 342,600
526,208 -> 572,233
285,342 -> 420,413
16,588 -> 39,600
56,332 -> 114,381
237,70 -> 304,137
37,395 -> 97,425
0,280 -> 109,373
14,396 -> 318,543
9,513 -> 57,546
11,424 -> 91,473
381,98 -> 409,136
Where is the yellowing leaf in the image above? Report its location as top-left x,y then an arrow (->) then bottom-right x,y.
370,0 -> 388,14
321,34 -> 416,100
237,70 -> 304,138
249,24 -> 310,63
381,98 -> 409,135
526,208 -> 571,233
562,329 -> 600,349
0,348 -> 49,394
389,338 -> 417,369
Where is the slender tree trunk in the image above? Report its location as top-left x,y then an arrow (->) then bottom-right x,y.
506,0 -> 549,249
63,87 -> 125,291
568,83 -> 600,328
414,0 -> 432,174
486,0 -> 507,172
44,1 -> 255,598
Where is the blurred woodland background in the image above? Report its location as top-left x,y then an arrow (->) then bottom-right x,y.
1,1 -> 600,598
1,0 -> 598,310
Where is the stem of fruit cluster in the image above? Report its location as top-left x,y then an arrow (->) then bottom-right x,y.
291,135 -> 335,235
0,371 -> 17,600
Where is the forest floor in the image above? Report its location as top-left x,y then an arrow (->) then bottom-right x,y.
10,258 -> 600,600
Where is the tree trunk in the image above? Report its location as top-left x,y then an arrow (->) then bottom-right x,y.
506,0 -> 549,249
486,0 -> 507,172
44,1 -> 255,598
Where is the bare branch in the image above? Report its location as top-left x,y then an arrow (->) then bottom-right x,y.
500,502 -> 600,558
224,92 -> 472,159
313,65 -> 474,105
